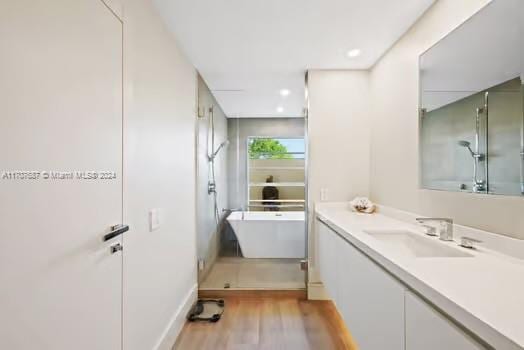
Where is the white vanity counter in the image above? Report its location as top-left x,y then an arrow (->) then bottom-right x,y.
315,202 -> 524,350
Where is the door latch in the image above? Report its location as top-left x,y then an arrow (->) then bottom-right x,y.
110,243 -> 123,254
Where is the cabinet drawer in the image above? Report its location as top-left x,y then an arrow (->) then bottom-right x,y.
405,291 -> 486,350
317,219 -> 405,350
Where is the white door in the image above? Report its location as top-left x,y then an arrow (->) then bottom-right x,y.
0,1 -> 123,349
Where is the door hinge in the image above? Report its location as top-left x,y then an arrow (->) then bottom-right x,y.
300,259 -> 308,271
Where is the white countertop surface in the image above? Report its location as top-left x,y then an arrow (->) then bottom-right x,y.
315,202 -> 524,350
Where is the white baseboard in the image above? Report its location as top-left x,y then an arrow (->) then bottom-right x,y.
307,282 -> 329,300
155,283 -> 198,350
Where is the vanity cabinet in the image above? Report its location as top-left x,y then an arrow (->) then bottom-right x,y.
405,291 -> 485,350
317,219 -> 405,350
317,218 -> 488,350
317,221 -> 340,303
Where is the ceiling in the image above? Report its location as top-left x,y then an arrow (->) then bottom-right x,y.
421,0 -> 523,111
154,0 -> 435,118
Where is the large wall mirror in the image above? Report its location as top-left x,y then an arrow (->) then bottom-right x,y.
419,0 -> 523,196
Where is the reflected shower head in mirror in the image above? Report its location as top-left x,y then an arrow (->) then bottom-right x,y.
458,140 -> 475,157
209,140 -> 230,161
458,140 -> 484,160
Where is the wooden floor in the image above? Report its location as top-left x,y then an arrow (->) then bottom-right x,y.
173,295 -> 357,350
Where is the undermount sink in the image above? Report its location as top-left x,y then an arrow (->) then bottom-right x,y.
364,230 -> 473,258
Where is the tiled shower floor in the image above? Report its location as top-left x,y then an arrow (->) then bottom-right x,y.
199,257 -> 306,290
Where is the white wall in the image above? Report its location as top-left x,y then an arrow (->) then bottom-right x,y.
123,1 -> 197,349
370,0 -> 524,239
196,75 -> 228,281
307,70 -> 371,284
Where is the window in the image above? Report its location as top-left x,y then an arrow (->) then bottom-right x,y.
247,137 -> 305,211
248,138 -> 305,159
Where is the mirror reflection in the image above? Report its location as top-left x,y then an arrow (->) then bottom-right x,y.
419,0 -> 523,196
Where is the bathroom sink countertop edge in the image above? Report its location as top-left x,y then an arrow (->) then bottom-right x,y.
315,202 -> 524,350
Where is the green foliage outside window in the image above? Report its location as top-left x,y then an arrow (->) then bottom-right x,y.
248,138 -> 292,159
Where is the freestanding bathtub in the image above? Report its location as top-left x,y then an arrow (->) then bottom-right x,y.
226,211 -> 306,258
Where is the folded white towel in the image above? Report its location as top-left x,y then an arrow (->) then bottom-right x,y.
349,197 -> 376,214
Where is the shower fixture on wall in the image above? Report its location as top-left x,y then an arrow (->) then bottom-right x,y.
458,94 -> 489,193
458,139 -> 485,193
206,106 -> 229,225
457,140 -> 485,161
457,140 -> 476,158
208,140 -> 230,162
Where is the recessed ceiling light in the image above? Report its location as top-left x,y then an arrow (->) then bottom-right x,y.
279,89 -> 291,97
346,49 -> 361,58
276,106 -> 284,113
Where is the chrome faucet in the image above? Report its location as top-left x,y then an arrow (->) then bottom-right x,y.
416,217 -> 454,241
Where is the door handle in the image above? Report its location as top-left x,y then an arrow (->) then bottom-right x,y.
103,224 -> 129,241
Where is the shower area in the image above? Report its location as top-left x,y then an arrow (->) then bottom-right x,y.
196,76 -> 307,291
420,77 -> 523,196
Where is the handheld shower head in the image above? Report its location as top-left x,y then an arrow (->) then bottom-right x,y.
209,140 -> 230,161
458,140 -> 475,157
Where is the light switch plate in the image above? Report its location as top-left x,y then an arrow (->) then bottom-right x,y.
149,208 -> 162,232
320,188 -> 329,201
